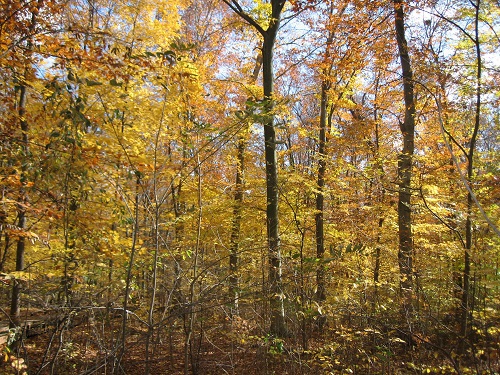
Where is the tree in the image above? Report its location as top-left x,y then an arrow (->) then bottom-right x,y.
314,3 -> 337,305
393,0 -> 416,311
420,0 -> 500,346
1,0 -> 500,373
222,0 -> 288,336
229,52 -> 262,316
4,0 -> 46,327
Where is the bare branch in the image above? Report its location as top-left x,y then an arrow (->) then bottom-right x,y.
220,0 -> 265,35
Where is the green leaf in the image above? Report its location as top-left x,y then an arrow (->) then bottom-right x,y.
67,70 -> 77,82
110,78 -> 122,87
85,78 -> 102,86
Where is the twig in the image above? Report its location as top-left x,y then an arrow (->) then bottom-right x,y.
419,186 -> 466,248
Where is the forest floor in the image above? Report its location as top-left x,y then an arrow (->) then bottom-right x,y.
1,308 -> 499,374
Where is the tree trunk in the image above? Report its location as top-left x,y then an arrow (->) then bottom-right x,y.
229,136 -> 245,315
262,28 -> 287,337
315,81 -> 329,303
314,3 -> 346,305
10,209 -> 26,326
172,146 -> 188,314
184,152 -> 202,375
10,81 -> 29,328
393,0 -> 416,305
9,0 -> 44,329
116,172 -> 141,373
461,0 -> 482,343
229,53 -> 262,317
222,0 -> 287,337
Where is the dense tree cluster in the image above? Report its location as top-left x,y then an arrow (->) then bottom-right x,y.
0,0 -> 499,373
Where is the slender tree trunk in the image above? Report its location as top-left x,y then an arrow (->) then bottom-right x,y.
172,145 -> 188,312
61,142 -> 78,307
262,29 -> 286,337
229,54 -> 262,317
172,178 -> 184,310
461,0 -> 482,343
0,195 -> 6,272
116,172 -> 141,373
145,91 -> 169,375
222,0 -> 287,337
0,233 -> 10,273
11,209 -> 26,326
393,0 -> 416,307
372,77 -> 384,305
315,81 -> 329,304
314,3 -> 347,305
374,219 -> 384,285
184,148 -> 203,375
107,258 -> 113,319
9,0 -> 43,327
304,1 -> 350,330
10,83 -> 28,328
229,136 -> 245,315
145,186 -> 160,375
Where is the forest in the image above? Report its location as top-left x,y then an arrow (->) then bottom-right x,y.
0,0 -> 499,374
